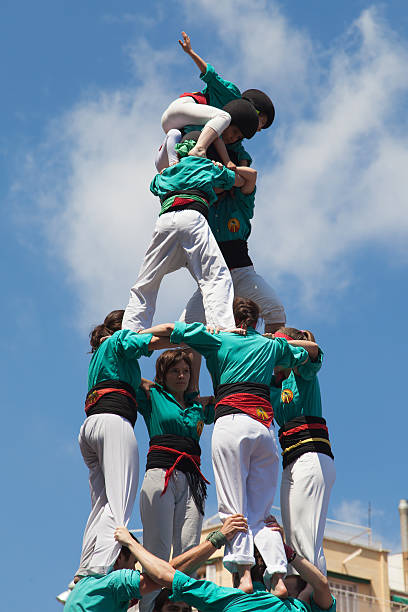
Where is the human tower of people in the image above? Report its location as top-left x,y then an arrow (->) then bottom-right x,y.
60,33 -> 337,612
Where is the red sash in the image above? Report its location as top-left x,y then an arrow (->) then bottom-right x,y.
148,445 -> 210,495
85,388 -> 137,413
216,393 -> 274,428
179,91 -> 208,105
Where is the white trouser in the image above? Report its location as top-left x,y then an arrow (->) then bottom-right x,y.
77,414 -> 139,576
161,96 -> 231,136
155,129 -> 182,172
181,265 -> 286,325
280,452 -> 336,575
139,468 -> 203,612
123,210 -> 235,331
212,414 -> 287,579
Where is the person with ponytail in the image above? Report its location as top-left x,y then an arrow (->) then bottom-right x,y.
270,327 -> 335,577
139,299 -> 318,597
136,349 -> 214,612
74,311 -> 173,582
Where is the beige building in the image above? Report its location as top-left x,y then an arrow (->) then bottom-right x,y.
195,500 -> 408,612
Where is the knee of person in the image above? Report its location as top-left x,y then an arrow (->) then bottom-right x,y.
219,110 -> 232,126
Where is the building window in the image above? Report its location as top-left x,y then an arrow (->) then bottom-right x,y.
205,563 -> 217,581
329,581 -> 358,612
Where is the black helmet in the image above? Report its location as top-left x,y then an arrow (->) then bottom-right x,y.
242,89 -> 275,128
223,99 -> 259,139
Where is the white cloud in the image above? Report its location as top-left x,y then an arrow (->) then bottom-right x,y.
14,3 -> 408,323
334,499 -> 370,525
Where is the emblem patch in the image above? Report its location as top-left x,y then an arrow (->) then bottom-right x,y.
256,407 -> 268,421
281,389 -> 294,404
227,217 -> 240,233
197,420 -> 204,437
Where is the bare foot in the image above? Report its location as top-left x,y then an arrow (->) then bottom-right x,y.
271,575 -> 288,599
238,567 -> 253,594
188,145 -> 207,158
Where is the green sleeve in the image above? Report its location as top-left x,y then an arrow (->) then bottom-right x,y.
200,63 -> 241,103
273,338 -> 309,369
211,164 -> 236,190
110,569 -> 142,601
170,322 -> 222,358
150,174 -> 160,196
117,330 -> 153,360
296,348 -> 324,381
171,571 -> 240,612
136,386 -> 152,418
227,140 -> 253,165
203,402 -> 215,424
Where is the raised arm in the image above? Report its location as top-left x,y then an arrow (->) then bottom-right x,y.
291,555 -> 333,610
170,514 -> 248,574
178,31 -> 207,74
265,517 -> 333,610
115,528 -> 175,590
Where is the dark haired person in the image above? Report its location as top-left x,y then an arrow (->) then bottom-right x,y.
65,515 -> 247,612
182,154 -> 285,333
138,300 -> 318,596
122,140 -> 257,333
136,349 -> 214,612
114,520 -> 336,612
71,311 -> 173,586
270,327 -> 335,576
156,31 -> 269,171
153,589 -> 191,612
65,534 -> 140,611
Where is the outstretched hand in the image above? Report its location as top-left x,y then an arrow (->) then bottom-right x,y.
178,31 -> 192,54
221,514 -> 248,541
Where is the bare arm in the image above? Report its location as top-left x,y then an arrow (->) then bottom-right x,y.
235,166 -> 257,194
140,323 -> 175,337
265,517 -> 333,610
179,31 -> 207,74
292,555 -> 333,610
115,528 -> 175,589
170,514 -> 248,574
286,339 -> 319,361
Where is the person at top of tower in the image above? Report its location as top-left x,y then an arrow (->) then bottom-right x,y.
122,137 -> 257,333
155,31 -> 274,171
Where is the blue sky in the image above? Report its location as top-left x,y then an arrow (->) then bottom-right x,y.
2,1 -> 408,609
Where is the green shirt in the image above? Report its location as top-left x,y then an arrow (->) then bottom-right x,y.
88,329 -> 153,392
270,348 -> 324,427
137,384 -> 214,441
200,63 -> 241,108
171,571 -> 336,612
65,570 -> 142,612
184,64 -> 253,163
170,323 -> 309,389
150,156 -> 236,209
209,187 -> 255,243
